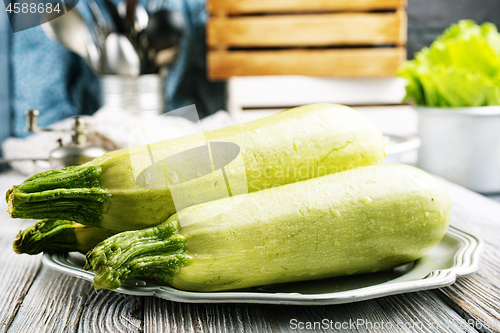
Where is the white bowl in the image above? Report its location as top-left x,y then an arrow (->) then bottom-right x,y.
384,134 -> 421,164
417,106 -> 500,193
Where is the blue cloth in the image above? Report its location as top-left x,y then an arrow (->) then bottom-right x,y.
1,8 -> 11,169
166,0 -> 225,118
12,27 -> 101,137
11,0 -> 225,137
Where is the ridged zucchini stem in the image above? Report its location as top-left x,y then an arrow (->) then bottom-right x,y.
13,219 -> 116,255
14,219 -> 78,255
7,166 -> 111,227
86,219 -> 190,290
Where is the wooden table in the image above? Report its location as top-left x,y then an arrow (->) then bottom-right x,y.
1,170 -> 499,333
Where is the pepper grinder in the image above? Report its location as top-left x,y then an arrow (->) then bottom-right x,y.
25,109 -> 106,169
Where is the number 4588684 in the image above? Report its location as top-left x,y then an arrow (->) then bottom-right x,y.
5,2 -> 61,14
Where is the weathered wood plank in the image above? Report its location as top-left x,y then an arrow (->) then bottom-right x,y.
208,47 -> 406,79
437,179 -> 500,332
5,266 -> 144,333
7,267 -> 94,333
0,243 -> 41,332
143,291 -> 478,332
0,175 -> 44,333
207,12 -> 406,48
77,288 -> 143,333
440,250 -> 500,332
207,0 -> 406,14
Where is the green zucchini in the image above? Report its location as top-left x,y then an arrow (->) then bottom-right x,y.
7,104 -> 385,231
86,164 -> 450,292
13,219 -> 116,255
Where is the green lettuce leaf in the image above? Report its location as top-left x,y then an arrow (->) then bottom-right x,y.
398,20 -> 500,107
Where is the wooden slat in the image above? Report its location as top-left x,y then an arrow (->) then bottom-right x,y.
143,291 -> 478,332
208,47 -> 406,79
208,12 -> 406,47
397,8 -> 407,47
208,0 -> 406,14
434,179 -> 500,330
6,267 -> 144,333
0,185 -> 42,333
77,286 -> 143,332
0,225 -> 42,332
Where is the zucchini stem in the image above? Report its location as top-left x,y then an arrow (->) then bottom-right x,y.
14,219 -> 78,255
7,165 -> 111,227
86,218 -> 190,290
13,219 -> 117,255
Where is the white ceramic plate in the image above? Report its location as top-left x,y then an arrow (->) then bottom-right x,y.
43,226 -> 483,305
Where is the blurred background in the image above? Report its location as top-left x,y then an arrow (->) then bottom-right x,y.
1,0 -> 500,135
1,0 -> 500,198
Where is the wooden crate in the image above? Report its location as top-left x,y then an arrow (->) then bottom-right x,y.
206,0 -> 407,80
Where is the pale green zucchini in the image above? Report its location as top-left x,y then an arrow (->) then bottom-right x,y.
7,104 -> 385,231
13,219 -> 116,255
86,164 -> 450,292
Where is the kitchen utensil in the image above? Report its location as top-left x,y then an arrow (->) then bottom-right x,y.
89,1 -> 109,37
42,8 -> 101,73
105,33 -> 141,76
88,1 -> 108,71
103,0 -> 126,33
155,45 -> 179,67
140,9 -> 184,73
42,226 -> 483,305
418,106 -> 500,193
118,1 -> 149,55
0,110 -> 106,169
89,1 -> 108,28
25,110 -> 106,169
145,9 -> 184,51
49,138 -> 106,169
126,0 -> 138,27
117,2 -> 149,32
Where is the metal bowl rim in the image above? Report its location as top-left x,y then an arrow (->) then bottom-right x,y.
415,106 -> 500,116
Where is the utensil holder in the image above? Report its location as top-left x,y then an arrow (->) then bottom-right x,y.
101,74 -> 165,117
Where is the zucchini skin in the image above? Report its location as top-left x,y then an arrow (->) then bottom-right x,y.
87,164 -> 450,292
9,104 -> 385,230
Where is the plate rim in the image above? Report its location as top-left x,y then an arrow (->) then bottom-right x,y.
42,225 -> 484,305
